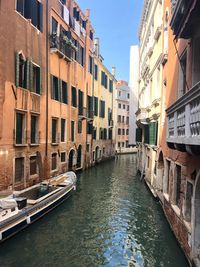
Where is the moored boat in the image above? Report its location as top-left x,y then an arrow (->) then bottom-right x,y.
0,172 -> 77,242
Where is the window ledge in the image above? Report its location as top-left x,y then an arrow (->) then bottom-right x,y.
29,174 -> 39,179
30,143 -> 40,147
14,144 -> 28,147
171,204 -> 181,217
15,11 -> 41,34
51,143 -> 59,146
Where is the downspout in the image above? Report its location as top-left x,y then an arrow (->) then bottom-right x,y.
45,0 -> 49,158
91,53 -> 95,163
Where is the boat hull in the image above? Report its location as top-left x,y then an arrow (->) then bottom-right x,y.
0,186 -> 73,242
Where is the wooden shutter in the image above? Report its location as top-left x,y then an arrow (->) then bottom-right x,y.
36,66 -> 41,94
24,60 -> 30,89
15,52 -> 20,87
144,124 -> 149,144
29,61 -> 33,91
136,128 -> 142,142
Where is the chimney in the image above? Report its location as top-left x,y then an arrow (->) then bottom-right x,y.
86,9 -> 90,18
111,67 -> 116,77
94,38 -> 100,57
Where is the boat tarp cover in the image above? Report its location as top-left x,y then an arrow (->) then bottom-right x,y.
0,199 -> 17,209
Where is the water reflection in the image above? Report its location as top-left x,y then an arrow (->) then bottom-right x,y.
0,155 -> 189,267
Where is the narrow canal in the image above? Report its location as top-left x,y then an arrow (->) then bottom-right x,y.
0,155 -> 189,267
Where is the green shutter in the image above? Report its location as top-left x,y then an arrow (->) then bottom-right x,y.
149,122 -> 157,145
29,61 -> 33,91
25,60 -> 30,89
144,124 -> 149,144
51,75 -> 54,99
59,79 -> 62,102
15,52 -> 20,87
136,128 -> 142,142
39,67 -> 42,94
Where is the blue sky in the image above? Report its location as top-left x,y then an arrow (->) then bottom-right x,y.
78,0 -> 143,82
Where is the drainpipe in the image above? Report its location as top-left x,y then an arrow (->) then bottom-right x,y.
91,53 -> 95,164
45,0 -> 49,158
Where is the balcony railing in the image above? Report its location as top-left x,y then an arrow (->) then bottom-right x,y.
136,108 -> 148,125
78,107 -> 87,119
170,0 -> 198,39
166,81 -> 200,154
50,34 -> 74,61
87,110 -> 94,121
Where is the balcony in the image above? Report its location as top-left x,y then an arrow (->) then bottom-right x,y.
170,0 -> 200,39
136,108 -> 148,125
78,107 -> 87,120
87,110 -> 94,121
50,34 -> 75,62
166,81 -> 200,155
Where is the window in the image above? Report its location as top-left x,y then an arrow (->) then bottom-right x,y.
86,144 -> 90,152
126,117 -> 129,125
123,104 -> 126,109
122,116 -> 125,123
16,112 -> 26,144
179,52 -> 187,98
30,156 -> 37,176
80,46 -> 85,67
61,119 -> 66,142
93,128 -> 97,140
61,152 -> 66,163
71,121 -> 75,142
51,75 -> 59,101
89,56 -> 93,74
71,86 -> 77,107
94,97 -> 98,116
118,103 -> 121,109
122,129 -> 125,135
61,81 -> 68,104
51,17 -> 58,34
99,100 -> 105,118
78,90 -> 84,115
51,153 -> 57,170
127,105 -> 129,111
126,129 -> 129,135
94,64 -> 98,80
31,115 -> 38,144
109,129 -> 112,140
78,120 -> 82,134
109,79 -> 113,92
17,53 -> 26,88
87,122 -> 93,135
87,95 -> 93,118
118,115 -> 121,123
15,157 -> 24,183
101,71 -> 105,86
122,142 -> 124,147
52,118 -> 58,144
185,181 -> 193,222
118,142 -> 120,148
127,93 -> 130,99
118,128 -> 121,135
175,165 -> 182,208
90,30 -> 93,40
32,65 -> 41,94
16,0 -> 43,31
105,74 -> 108,89
119,91 -> 121,97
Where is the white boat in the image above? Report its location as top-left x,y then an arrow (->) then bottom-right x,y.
0,172 -> 77,242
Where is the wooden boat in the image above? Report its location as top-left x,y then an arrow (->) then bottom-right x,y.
0,172 -> 77,242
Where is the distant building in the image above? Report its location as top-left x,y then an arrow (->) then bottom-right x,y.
129,45 -> 139,146
115,81 -> 130,152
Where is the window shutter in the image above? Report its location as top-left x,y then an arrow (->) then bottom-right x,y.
144,124 -> 149,144
24,60 -> 30,89
58,79 -> 61,102
51,75 -> 54,99
36,66 -> 41,94
29,61 -> 33,91
15,52 -> 20,87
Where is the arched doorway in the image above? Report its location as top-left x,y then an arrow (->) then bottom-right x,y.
192,172 -> 200,261
95,146 -> 100,161
68,149 -> 76,171
77,145 -> 82,169
157,151 -> 164,192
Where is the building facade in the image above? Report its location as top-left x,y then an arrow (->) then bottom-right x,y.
129,45 -> 139,146
0,0 -> 116,192
136,0 -> 200,265
136,0 -> 164,193
115,81 -> 130,152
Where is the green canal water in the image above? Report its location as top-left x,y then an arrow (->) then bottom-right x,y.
0,155 -> 189,267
